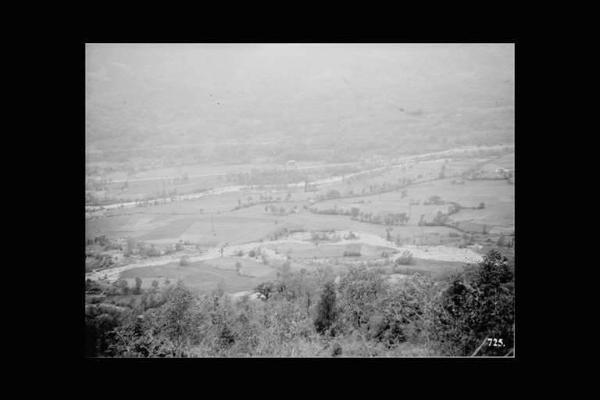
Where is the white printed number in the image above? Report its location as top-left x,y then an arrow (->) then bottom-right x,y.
486,338 -> 505,347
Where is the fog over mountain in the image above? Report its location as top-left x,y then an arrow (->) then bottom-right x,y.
86,44 -> 513,164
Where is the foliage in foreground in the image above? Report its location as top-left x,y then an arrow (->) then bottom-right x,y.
85,250 -> 514,357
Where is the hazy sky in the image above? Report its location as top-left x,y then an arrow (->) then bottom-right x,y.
86,43 -> 514,149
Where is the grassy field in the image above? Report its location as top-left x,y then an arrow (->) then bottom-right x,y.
315,157 -> 486,198
310,177 -> 513,233
120,257 -> 277,294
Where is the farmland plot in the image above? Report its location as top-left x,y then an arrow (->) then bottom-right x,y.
119,259 -> 275,294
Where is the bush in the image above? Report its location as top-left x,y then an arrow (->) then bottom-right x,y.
261,254 -> 269,265
117,279 -> 129,295
179,256 -> 190,266
255,281 -> 277,301
330,342 -> 343,357
141,245 -> 161,258
344,231 -> 358,240
343,243 -> 361,257
395,250 -> 414,266
326,190 -> 341,200
496,235 -> 507,247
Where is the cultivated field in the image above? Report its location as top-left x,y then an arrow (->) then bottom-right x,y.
86,149 -> 514,295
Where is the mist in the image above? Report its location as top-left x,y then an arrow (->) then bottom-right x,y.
86,43 -> 514,161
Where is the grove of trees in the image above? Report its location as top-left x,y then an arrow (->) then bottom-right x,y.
85,249 -> 514,357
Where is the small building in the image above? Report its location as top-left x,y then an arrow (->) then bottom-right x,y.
286,160 -> 297,169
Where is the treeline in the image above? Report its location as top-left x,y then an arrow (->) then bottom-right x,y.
231,192 -> 294,212
313,180 -> 413,203
309,205 -> 411,227
226,168 -> 311,186
85,250 -> 514,357
225,165 -> 363,187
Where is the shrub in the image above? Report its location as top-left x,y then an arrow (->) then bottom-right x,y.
496,235 -> 507,247
326,190 -> 341,200
261,254 -> 269,265
343,243 -> 361,257
395,250 -> 414,266
118,279 -> 129,295
330,342 -> 343,357
344,231 -> 358,240
255,281 -> 277,301
179,256 -> 190,266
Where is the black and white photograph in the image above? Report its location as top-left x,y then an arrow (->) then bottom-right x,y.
85,43 -> 515,358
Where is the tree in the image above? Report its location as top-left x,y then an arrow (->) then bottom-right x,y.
314,281 -> 337,335
337,266 -> 385,331
134,277 -> 143,294
125,237 -> 137,256
497,235 -> 507,247
395,250 -> 414,266
326,189 -> 341,200
433,250 -> 514,356
255,281 -> 276,300
216,280 -> 227,296
118,279 -> 129,295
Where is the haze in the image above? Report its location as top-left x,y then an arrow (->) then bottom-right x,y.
86,43 -> 514,164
